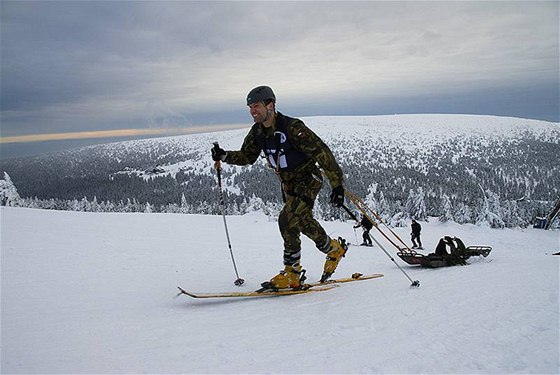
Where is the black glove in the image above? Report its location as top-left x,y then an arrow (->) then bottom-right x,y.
211,145 -> 226,161
330,185 -> 344,208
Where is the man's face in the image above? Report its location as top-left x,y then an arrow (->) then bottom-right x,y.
248,101 -> 272,124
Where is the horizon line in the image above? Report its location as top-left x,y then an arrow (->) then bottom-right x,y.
0,124 -> 247,144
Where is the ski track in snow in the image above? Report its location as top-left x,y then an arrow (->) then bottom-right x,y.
1,207 -> 558,374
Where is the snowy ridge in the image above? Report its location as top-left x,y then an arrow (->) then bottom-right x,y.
1,114 -> 558,226
305,113 -> 557,135
90,114 -> 560,161
94,114 -> 560,181
303,114 -> 559,166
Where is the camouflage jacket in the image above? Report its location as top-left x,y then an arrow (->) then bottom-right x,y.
224,112 -> 343,189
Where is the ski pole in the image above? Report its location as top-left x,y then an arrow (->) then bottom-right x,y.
342,203 -> 419,288
369,233 -> 420,288
342,204 -> 360,244
345,190 -> 410,251
213,142 -> 244,287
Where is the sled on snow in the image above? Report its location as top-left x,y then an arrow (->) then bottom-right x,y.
397,236 -> 491,268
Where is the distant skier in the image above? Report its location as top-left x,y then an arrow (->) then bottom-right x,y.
411,219 -> 422,249
354,215 -> 373,246
211,85 -> 346,288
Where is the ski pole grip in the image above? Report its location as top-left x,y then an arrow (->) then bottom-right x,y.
212,142 -> 222,170
213,142 -> 221,157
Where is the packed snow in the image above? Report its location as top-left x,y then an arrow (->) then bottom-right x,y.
1,206 -> 558,373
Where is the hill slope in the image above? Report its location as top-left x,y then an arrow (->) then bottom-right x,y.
1,114 -> 559,226
1,207 -> 558,373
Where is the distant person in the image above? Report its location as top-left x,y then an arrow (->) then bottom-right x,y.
411,219 -> 422,249
354,215 -> 373,246
211,85 -> 346,289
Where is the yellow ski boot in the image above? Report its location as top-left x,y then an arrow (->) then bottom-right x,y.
321,237 -> 348,282
261,264 -> 306,290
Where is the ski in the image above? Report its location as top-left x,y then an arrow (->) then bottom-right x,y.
177,272 -> 383,299
177,283 -> 338,299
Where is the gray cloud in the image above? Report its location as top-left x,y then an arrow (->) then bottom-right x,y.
1,1 -> 558,138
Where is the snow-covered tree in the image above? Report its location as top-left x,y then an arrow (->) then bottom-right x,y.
502,200 -> 524,228
364,183 -> 379,212
438,194 -> 454,223
80,197 -> 90,212
454,202 -> 473,224
475,190 -> 505,228
389,211 -> 408,227
376,191 -> 392,223
180,193 -> 188,214
70,199 -> 81,211
194,200 -> 212,214
405,187 -> 427,221
100,200 -> 116,212
0,172 -> 22,206
242,194 -> 265,213
90,196 -> 101,213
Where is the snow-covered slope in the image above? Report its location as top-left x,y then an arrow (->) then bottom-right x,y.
2,114 -> 559,227
1,207 -> 558,373
82,113 -> 560,175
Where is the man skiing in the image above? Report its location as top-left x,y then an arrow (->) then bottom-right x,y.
354,215 -> 373,246
411,219 -> 422,249
211,85 -> 346,289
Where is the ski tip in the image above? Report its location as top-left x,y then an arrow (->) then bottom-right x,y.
177,286 -> 196,297
175,286 -> 186,298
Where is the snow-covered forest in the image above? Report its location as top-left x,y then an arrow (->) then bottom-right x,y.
1,114 -> 559,228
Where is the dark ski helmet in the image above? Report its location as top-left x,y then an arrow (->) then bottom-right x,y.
246,86 -> 276,105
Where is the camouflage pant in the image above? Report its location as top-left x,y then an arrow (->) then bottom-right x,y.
278,173 -> 329,266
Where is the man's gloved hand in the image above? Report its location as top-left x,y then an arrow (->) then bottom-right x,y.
211,145 -> 227,161
330,185 -> 344,208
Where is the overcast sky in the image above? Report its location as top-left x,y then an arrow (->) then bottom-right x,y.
1,1 -> 559,145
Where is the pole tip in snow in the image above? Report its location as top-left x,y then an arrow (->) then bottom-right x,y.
234,278 -> 245,287
410,280 -> 420,288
